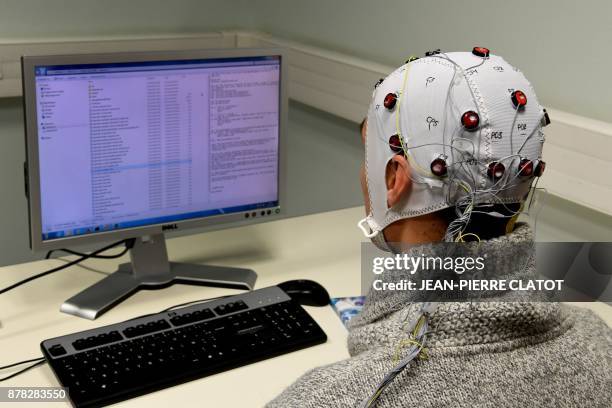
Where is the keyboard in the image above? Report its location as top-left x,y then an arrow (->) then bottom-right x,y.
41,286 -> 327,407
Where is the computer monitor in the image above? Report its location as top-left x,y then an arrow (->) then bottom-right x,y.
22,49 -> 287,319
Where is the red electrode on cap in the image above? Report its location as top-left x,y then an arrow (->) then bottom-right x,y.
518,158 -> 534,177
487,162 -> 505,180
384,93 -> 398,110
430,157 -> 448,177
472,46 -> 490,58
388,134 -> 402,153
534,160 -> 546,177
511,90 -> 527,109
461,111 -> 480,131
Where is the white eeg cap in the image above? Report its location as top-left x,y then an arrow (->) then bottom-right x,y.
359,49 -> 547,244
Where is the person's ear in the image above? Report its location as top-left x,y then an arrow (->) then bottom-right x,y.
385,154 -> 412,208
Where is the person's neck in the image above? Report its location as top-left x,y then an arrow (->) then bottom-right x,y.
383,212 -> 447,244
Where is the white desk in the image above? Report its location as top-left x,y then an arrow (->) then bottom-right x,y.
1,206 -> 610,407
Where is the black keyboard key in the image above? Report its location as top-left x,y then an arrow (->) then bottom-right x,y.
123,319 -> 170,338
169,308 -> 215,326
214,300 -> 248,315
48,344 -> 67,357
73,330 -> 124,351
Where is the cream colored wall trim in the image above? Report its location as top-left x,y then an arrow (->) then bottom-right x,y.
1,30 -> 610,215
0,32 -> 237,97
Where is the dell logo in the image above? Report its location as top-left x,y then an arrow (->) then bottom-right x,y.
162,223 -> 179,231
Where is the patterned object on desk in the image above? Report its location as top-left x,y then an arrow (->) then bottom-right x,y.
331,296 -> 366,327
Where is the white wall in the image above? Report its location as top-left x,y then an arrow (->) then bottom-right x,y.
9,0 -> 609,122
252,0 -> 612,123
0,0 -> 254,39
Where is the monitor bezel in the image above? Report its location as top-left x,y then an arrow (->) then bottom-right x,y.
22,48 -> 288,251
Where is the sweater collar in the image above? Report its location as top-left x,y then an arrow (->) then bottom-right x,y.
350,224 -> 571,347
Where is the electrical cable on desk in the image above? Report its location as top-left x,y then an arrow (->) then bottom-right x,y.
45,245 -> 130,260
0,240 -> 135,381
0,357 -> 46,382
0,238 -> 135,296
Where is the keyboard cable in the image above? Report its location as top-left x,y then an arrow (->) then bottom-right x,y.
0,239 -> 135,381
0,358 -> 46,382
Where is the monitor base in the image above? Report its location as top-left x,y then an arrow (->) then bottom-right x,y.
60,234 -> 257,320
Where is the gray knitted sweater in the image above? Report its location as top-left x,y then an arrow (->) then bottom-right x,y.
267,225 -> 612,407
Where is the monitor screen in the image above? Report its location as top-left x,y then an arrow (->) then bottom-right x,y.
32,55 -> 281,241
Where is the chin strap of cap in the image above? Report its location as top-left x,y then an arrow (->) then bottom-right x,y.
358,215 -> 392,252
358,215 -> 381,238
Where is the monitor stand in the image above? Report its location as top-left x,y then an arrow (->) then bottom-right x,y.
60,234 -> 257,320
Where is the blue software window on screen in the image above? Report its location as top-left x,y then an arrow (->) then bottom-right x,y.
35,56 -> 281,240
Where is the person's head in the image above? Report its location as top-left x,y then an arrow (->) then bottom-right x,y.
358,49 -> 549,249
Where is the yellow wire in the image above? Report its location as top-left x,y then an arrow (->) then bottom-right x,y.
395,65 -> 409,145
392,314 -> 429,364
455,232 -> 481,243
506,200 -> 525,233
411,315 -> 426,337
392,338 -> 428,364
395,62 -> 432,177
